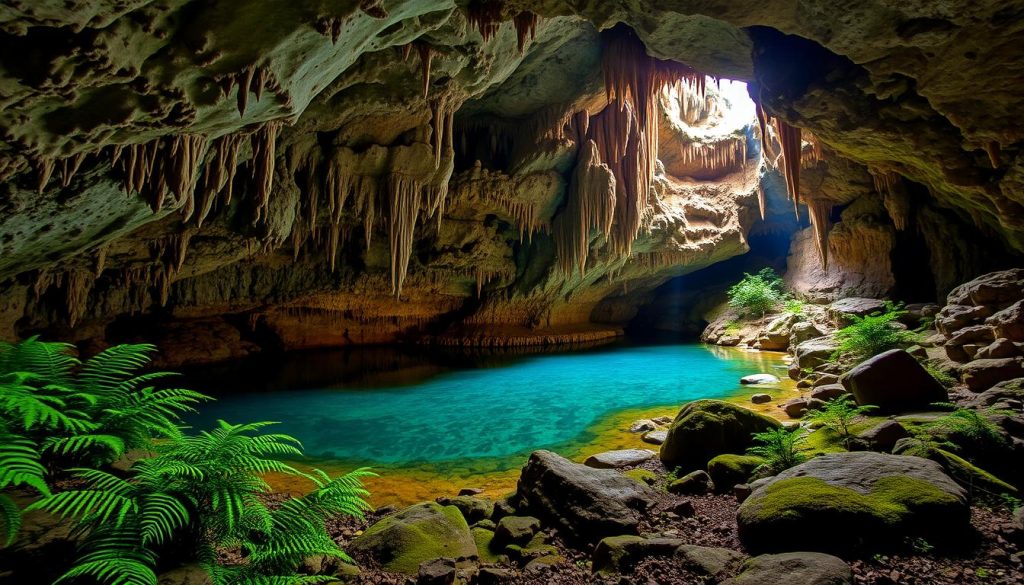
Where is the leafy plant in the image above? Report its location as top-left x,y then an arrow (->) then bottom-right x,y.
727,268 -> 785,319
29,420 -> 375,585
0,433 -> 50,546
782,298 -> 806,317
746,427 -> 807,474
928,403 -> 1010,449
806,396 -> 876,446
832,303 -> 916,360
925,364 -> 957,388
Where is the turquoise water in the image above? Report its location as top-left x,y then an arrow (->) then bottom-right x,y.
186,343 -> 785,465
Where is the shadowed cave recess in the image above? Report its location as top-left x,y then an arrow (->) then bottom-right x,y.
2,1 -> 1024,584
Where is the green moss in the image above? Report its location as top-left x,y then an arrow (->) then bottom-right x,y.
933,449 -> 1018,495
707,454 -> 764,489
799,416 -> 887,456
471,527 -> 503,564
623,468 -> 658,485
660,400 -> 780,470
350,502 -> 476,574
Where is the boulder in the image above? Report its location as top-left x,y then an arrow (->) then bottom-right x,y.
416,558 -> 457,585
812,373 -> 840,387
945,324 -> 995,347
905,344 -> 927,359
476,567 -> 512,585
750,393 -> 772,404
591,535 -> 684,574
758,313 -> 800,351
629,419 -> 657,433
782,399 -> 809,418
946,268 -> 1024,306
827,298 -> 886,323
810,383 -> 847,401
707,454 -> 765,492
975,338 -> 1021,359
741,373 -> 781,385
936,304 -> 993,336
737,452 -> 969,554
659,400 -> 781,470
960,357 -> 1024,392
641,430 -> 668,445
987,300 -> 1024,341
668,470 -> 714,495
857,420 -> 910,452
963,377 -> 1024,409
515,450 -> 661,543
790,322 -> 825,348
584,449 -> 656,469
350,502 -> 477,574
675,545 -> 746,579
436,495 -> 494,525
492,515 -> 540,547
839,349 -> 947,413
722,552 -> 853,585
794,336 -> 840,371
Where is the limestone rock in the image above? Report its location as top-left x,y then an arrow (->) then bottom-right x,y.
839,349 -> 948,412
659,400 -> 780,470
947,269 -> 1024,307
936,304 -> 993,336
723,552 -> 853,585
349,502 -> 477,574
584,449 -> 656,469
827,298 -> 886,324
976,338 -> 1021,360
794,336 -> 841,372
987,300 -> 1024,342
790,321 -> 826,348
642,430 -> 668,445
857,420 -> 910,452
515,450 -> 661,543
810,383 -> 847,401
737,452 -> 969,554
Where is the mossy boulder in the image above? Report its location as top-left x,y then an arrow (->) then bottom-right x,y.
723,552 -> 852,584
437,495 -> 494,524
668,470 -> 713,495
737,452 -> 969,554
660,400 -> 781,470
349,502 -> 477,574
591,535 -> 684,574
471,527 -> 504,564
493,515 -> 541,547
707,454 -> 765,492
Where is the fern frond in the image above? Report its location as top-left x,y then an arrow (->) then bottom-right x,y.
0,494 -> 22,547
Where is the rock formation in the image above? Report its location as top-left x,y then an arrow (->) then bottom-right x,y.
0,1 -> 1022,362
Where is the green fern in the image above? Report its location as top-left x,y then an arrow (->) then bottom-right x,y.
746,427 -> 807,474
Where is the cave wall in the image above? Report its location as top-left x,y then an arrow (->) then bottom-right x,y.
1,1 -> 1022,362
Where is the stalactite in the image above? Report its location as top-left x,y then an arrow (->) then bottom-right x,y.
94,245 -> 108,277
757,184 -> 766,221
60,153 -> 85,187
386,173 -> 423,297
251,121 -> 282,223
678,137 -> 747,172
196,133 -> 243,227
513,11 -> 538,53
594,26 -> 704,257
417,43 -> 434,99
452,164 -> 546,241
64,270 -> 93,327
170,135 -> 209,222
35,156 -> 54,194
466,0 -> 503,41
807,198 -> 833,270
985,141 -> 1001,168
354,175 -> 378,249
871,169 -> 909,231
772,118 -> 802,215
553,140 -> 616,276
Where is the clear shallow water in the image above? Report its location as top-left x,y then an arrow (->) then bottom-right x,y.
184,342 -> 788,466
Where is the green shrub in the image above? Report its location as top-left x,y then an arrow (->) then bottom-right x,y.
806,396 -> 876,446
925,364 -> 957,388
728,268 -> 785,318
782,298 -> 806,317
928,403 -> 1010,449
832,303 -> 916,360
746,427 -> 807,474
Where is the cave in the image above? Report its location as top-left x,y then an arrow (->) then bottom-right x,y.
1,2 -> 1023,584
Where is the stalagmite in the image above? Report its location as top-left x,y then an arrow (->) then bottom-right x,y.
807,198 -> 833,270
513,11 -> 538,53
251,121 -> 282,223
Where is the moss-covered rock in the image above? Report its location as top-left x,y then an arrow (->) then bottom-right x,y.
591,535 -> 685,574
668,470 -> 713,495
493,515 -> 541,548
707,454 -> 765,491
737,452 -> 969,553
438,495 -> 494,524
471,527 -> 504,564
723,552 -> 853,584
623,468 -> 658,485
349,502 -> 477,574
660,400 -> 781,470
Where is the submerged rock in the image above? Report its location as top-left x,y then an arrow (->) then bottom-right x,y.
515,450 -> 661,543
723,552 -> 853,585
737,452 -> 969,554
750,393 -> 772,404
660,400 -> 780,470
839,349 -> 947,412
584,449 -> 656,469
349,502 -> 477,574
